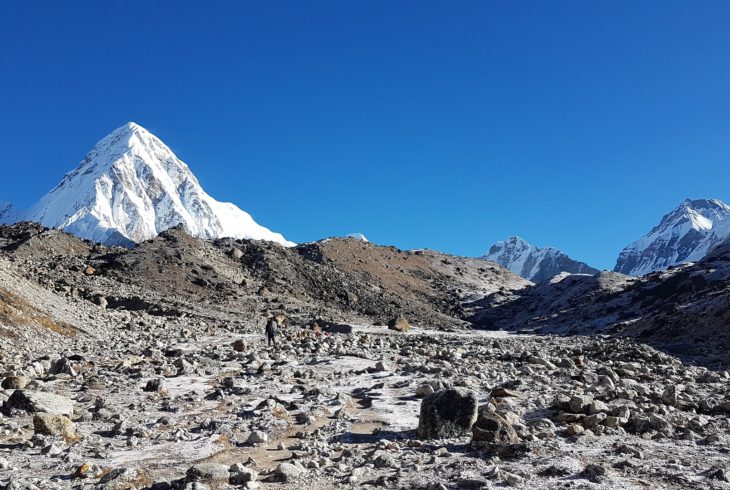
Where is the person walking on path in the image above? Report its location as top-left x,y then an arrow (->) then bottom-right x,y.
265,314 -> 279,348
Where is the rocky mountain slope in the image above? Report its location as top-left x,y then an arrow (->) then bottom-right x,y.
0,222 -> 528,331
482,236 -> 598,283
615,198 -> 730,276
0,123 -> 292,247
475,242 -> 730,368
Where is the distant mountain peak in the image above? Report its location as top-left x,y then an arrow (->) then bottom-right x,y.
6,123 -> 294,247
482,236 -> 598,283
0,202 -> 16,224
615,198 -> 730,276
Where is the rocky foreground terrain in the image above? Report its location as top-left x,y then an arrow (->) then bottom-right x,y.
0,223 -> 729,489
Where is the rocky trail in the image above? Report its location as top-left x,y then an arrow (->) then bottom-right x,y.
2,319 -> 729,489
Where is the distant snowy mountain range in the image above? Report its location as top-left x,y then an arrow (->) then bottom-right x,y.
482,236 -> 598,283
2,124 -> 729,278
0,123 -> 293,247
483,199 -> 730,281
614,198 -> 730,276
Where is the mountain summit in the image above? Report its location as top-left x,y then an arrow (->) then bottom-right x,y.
2,122 -> 293,247
614,198 -> 730,276
481,236 -> 598,283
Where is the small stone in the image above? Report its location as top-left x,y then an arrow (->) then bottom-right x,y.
144,378 -> 164,392
604,416 -> 627,427
274,462 -> 305,482
416,384 -> 435,398
73,462 -> 104,479
247,430 -> 268,444
583,413 -> 606,428
229,464 -> 258,484
373,451 -> 398,468
588,400 -> 610,414
502,470 -> 524,486
472,410 -> 519,444
566,424 -> 585,436
98,468 -> 144,489
582,463 -> 607,483
569,395 -> 594,414
706,467 -> 728,482
387,317 -> 410,332
662,385 -> 681,407
649,413 -> 671,431
490,387 -> 521,398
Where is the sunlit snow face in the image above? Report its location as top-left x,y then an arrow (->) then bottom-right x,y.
13,123 -> 295,247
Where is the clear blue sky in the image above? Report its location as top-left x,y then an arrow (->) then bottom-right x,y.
1,1 -> 729,269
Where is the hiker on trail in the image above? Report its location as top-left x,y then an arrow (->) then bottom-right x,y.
265,315 -> 278,347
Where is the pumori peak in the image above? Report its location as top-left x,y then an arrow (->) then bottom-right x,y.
9,122 -> 294,247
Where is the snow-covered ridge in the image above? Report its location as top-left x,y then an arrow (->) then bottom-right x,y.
3,122 -> 294,247
345,233 -> 369,242
481,236 -> 598,283
614,198 -> 730,276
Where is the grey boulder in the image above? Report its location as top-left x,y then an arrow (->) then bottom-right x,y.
3,390 -> 74,417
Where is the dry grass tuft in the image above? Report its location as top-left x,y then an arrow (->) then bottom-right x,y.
0,287 -> 78,337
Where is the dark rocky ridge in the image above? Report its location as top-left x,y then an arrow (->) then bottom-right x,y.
474,245 -> 730,369
0,222 -> 529,330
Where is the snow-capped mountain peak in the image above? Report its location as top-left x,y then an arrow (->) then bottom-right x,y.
614,198 -> 730,276
482,236 -> 598,283
8,122 -> 294,247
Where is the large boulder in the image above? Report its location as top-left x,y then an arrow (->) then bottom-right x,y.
4,390 -> 74,417
388,317 -> 410,333
49,357 -> 77,377
417,388 -> 478,439
272,462 -> 305,482
471,410 -> 519,444
33,414 -> 76,439
1,376 -> 30,390
185,463 -> 231,482
324,323 -> 354,334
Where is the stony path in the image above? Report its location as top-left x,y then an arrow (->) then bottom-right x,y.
1,322 -> 729,489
